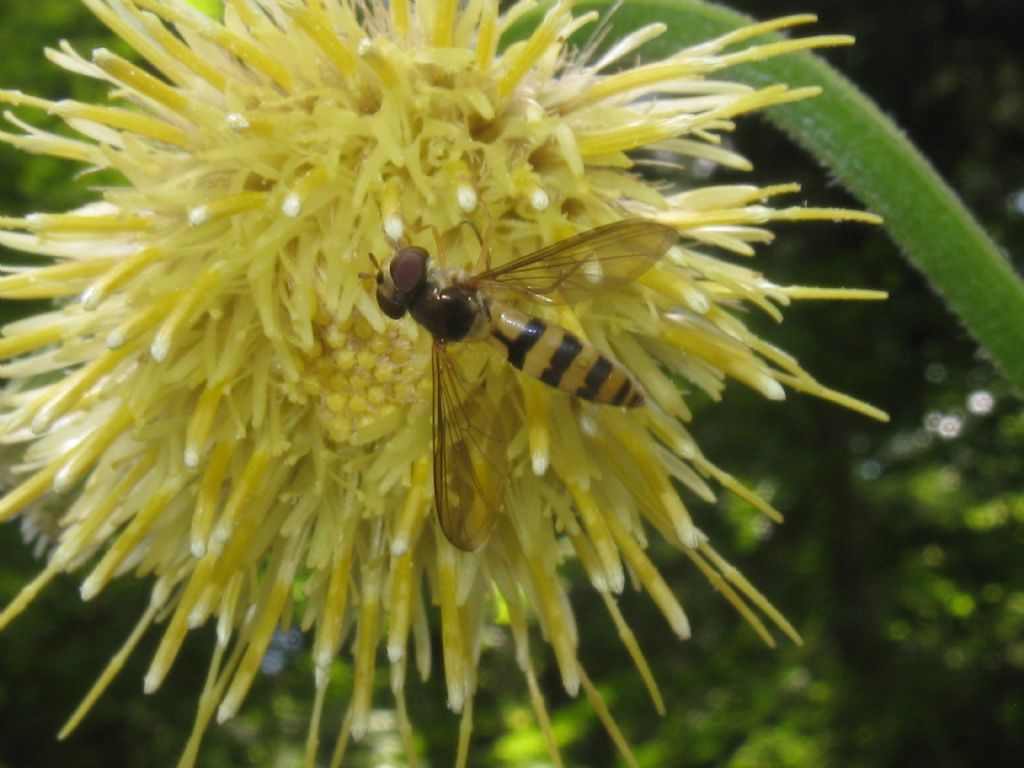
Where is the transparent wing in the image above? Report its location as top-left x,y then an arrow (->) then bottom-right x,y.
433,343 -> 508,551
474,219 -> 678,304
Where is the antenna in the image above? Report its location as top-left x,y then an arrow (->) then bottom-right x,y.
358,252 -> 381,280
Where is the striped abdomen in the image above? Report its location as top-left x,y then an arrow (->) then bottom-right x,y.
485,304 -> 644,407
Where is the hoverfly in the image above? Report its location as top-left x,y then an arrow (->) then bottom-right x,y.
370,219 -> 679,551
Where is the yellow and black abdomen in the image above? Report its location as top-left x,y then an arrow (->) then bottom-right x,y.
485,304 -> 644,407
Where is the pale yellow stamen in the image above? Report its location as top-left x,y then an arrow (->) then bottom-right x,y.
348,554 -> 384,738
577,117 -> 691,158
524,665 -> 563,768
592,22 -> 667,71
603,510 -> 691,639
191,440 -> 233,558
54,407 -> 133,493
522,535 -> 579,696
475,0 -> 498,70
0,259 -> 114,299
432,0 -> 458,47
578,666 -> 640,768
106,291 -> 184,349
673,205 -> 883,227
653,138 -> 753,171
59,451 -> 158,551
521,379 -> 550,475
311,520 -> 357,669
81,246 -> 163,310
599,590 -> 665,714
567,480 -> 624,595
92,48 -> 191,114
392,670 -> 421,768
391,0 -> 411,39
715,35 -> 855,70
0,460 -> 62,524
781,286 -> 889,301
0,558 -> 64,630
0,89 -> 188,148
496,0 -> 540,36
80,480 -> 179,599
667,182 -> 801,211
497,1 -> 568,102
73,101 -> 190,146
13,212 -> 152,233
380,178 -> 404,240
151,262 -> 226,362
59,598 -> 160,739
225,0 -> 260,29
287,3 -> 359,80
658,321 -> 781,400
188,192 -> 269,227
29,346 -> 133,434
562,524 -> 607,593
386,547 -> 417,663
0,124 -> 106,164
390,457 -> 430,557
145,556 -> 217,693
282,165 -> 329,218
701,13 -> 819,50
0,88 -> 59,112
210,448 -> 271,553
198,24 -> 294,92
218,542 -> 300,722
437,541 -> 468,711
328,708 -> 354,768
184,384 -> 225,468
0,323 -> 65,360
78,0 -> 187,84
775,370 -> 890,421
303,667 -> 330,768
683,545 -> 776,647
577,60 -> 712,107
178,640 -> 244,768
136,11 -> 229,91
701,542 -> 802,645
605,417 -> 699,545
455,695 -> 474,768
692,455 -> 784,523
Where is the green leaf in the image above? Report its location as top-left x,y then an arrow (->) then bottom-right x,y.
184,0 -> 221,18
508,0 -> 1024,393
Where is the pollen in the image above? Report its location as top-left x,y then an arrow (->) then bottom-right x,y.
296,313 -> 427,443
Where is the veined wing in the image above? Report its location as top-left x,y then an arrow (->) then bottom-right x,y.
474,219 -> 678,304
432,343 -> 508,551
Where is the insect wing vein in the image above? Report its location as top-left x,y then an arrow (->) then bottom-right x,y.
432,343 -> 506,551
475,219 -> 678,304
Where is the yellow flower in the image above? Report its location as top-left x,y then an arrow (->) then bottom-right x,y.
0,1 -> 886,765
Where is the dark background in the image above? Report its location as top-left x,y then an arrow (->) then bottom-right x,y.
2,0 -> 1022,765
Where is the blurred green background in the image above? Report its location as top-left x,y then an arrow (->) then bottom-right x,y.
1,0 -> 1022,766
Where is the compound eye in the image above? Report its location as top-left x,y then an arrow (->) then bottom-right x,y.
377,290 -> 407,319
390,246 -> 429,295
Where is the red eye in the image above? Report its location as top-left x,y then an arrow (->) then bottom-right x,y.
390,246 -> 429,295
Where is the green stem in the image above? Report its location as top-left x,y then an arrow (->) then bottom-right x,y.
510,0 -> 1024,392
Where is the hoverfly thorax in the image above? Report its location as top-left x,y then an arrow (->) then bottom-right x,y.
375,245 -> 430,319
375,243 -> 489,344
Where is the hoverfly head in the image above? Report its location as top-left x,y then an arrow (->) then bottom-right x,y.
375,245 -> 430,320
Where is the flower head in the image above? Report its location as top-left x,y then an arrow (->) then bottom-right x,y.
0,1 -> 885,764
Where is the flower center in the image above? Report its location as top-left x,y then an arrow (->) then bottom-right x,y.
295,311 -> 428,443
